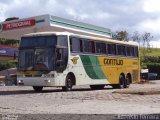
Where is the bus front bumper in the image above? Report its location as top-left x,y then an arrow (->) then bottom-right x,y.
17,77 -> 56,86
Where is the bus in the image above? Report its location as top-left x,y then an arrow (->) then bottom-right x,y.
17,32 -> 140,91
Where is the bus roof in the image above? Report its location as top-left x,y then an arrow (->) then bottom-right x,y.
23,32 -> 138,46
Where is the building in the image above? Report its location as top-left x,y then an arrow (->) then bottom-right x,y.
0,14 -> 112,40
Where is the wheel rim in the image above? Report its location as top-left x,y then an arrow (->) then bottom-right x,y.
67,78 -> 72,88
120,75 -> 124,88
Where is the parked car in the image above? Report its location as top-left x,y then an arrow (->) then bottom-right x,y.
0,81 -> 5,86
141,72 -> 157,80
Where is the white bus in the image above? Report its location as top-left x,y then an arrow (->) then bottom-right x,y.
17,32 -> 140,91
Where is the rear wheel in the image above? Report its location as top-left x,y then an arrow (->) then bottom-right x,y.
125,75 -> 131,88
90,85 -> 105,90
112,75 -> 125,89
62,74 -> 73,91
33,86 -> 43,92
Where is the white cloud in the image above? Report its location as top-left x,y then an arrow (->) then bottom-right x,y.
0,3 -> 8,22
143,0 -> 160,13
137,18 -> 160,34
0,0 -> 160,47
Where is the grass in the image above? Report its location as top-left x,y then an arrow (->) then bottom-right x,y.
140,47 -> 160,57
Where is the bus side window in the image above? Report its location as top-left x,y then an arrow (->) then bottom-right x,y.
96,42 -> 106,54
83,40 -> 95,53
70,37 -> 81,52
89,41 -> 95,53
117,44 -> 126,56
70,38 -> 72,51
134,47 -> 139,57
56,48 -> 63,67
127,46 -> 135,57
108,43 -> 116,55
80,39 -> 83,52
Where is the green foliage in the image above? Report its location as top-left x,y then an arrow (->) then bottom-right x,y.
112,31 -> 129,41
0,61 -> 17,71
5,17 -> 19,21
140,48 -> 160,57
140,48 -> 160,69
0,38 -> 19,46
142,56 -> 160,63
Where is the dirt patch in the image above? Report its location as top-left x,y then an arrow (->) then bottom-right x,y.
113,88 -> 160,95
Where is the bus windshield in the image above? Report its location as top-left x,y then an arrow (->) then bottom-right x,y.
18,35 -> 57,71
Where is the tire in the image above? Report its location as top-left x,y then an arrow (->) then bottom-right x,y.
125,75 -> 131,88
112,75 -> 125,89
90,85 -> 105,90
33,86 -> 43,92
119,75 -> 126,89
62,74 -> 73,91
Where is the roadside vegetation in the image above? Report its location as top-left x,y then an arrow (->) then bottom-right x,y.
113,31 -> 160,78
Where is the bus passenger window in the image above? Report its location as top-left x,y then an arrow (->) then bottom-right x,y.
108,44 -> 116,55
70,37 -> 81,52
134,47 -> 139,57
80,40 -> 83,52
126,46 -> 134,57
84,40 -> 95,53
70,39 -> 72,51
96,42 -> 106,54
117,45 -> 126,56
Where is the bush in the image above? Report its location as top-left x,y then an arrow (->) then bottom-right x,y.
0,61 -> 17,71
142,56 -> 160,63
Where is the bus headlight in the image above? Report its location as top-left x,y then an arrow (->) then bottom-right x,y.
44,80 -> 51,83
18,80 -> 24,85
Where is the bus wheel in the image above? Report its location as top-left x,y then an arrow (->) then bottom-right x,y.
119,75 -> 125,89
125,75 -> 131,88
33,86 -> 43,92
62,74 -> 73,91
90,85 -> 105,90
112,75 -> 125,89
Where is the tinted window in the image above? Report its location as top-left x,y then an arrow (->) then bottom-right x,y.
107,44 -> 116,55
126,46 -> 135,57
134,47 -> 139,57
96,42 -> 106,54
70,37 -> 81,52
117,45 -> 126,56
70,37 -> 84,52
20,35 -> 57,48
84,40 -> 95,53
57,35 -> 68,47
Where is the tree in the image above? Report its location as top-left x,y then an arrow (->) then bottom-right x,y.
0,38 -> 19,46
131,31 -> 141,46
141,32 -> 153,57
112,30 -> 129,41
5,17 -> 19,21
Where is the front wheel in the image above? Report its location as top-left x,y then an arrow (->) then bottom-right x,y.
62,74 -> 73,91
33,86 -> 43,92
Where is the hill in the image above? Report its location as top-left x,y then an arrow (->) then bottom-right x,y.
140,48 -> 160,57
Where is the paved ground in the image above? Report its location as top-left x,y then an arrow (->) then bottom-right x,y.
0,80 -> 160,119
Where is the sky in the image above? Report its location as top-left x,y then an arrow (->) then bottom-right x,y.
0,0 -> 160,48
